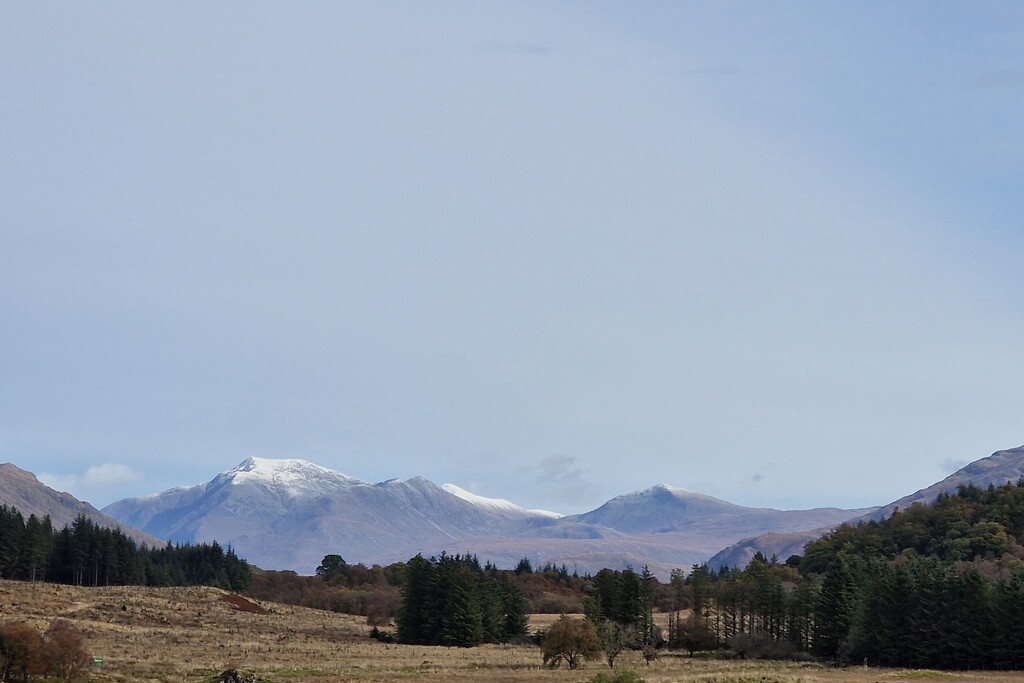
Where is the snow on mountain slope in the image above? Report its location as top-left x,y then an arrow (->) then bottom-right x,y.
103,459 -> 559,572
441,483 -> 563,518
219,457 -> 365,501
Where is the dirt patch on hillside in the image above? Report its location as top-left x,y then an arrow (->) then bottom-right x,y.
219,593 -> 267,614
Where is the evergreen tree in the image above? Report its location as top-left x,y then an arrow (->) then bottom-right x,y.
397,554 -> 436,644
440,563 -> 484,647
0,507 -> 26,579
498,574 -> 529,641
813,557 -> 859,663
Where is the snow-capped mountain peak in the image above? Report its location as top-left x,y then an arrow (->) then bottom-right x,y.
219,457 -> 365,500
442,483 -> 562,518
648,483 -> 694,496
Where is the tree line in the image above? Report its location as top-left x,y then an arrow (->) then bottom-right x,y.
0,506 -> 251,591
396,553 -> 530,646
246,554 -> 592,629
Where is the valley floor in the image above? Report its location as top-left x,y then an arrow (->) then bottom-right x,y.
0,580 -> 1017,683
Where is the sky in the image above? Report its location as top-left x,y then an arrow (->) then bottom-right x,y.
2,2 -> 1023,515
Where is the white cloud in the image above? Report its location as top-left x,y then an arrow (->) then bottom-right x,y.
80,463 -> 142,488
38,463 -> 142,506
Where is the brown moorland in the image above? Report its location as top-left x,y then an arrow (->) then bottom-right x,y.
0,579 -> 1016,683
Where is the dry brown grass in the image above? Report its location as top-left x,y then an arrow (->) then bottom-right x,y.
0,580 -> 1018,683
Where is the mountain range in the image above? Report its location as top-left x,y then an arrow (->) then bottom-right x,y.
4,445 -> 1021,578
98,456 -> 868,576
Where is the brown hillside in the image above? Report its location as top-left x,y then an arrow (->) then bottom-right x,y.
0,463 -> 162,547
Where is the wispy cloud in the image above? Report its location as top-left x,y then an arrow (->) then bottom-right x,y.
941,459 -> 969,474
38,463 -> 142,506
535,454 -> 583,483
534,454 -> 593,506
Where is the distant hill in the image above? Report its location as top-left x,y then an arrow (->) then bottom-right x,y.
565,484 -> 867,536
705,530 -> 824,570
862,445 -> 1024,522
0,463 -> 162,547
707,444 -> 1024,570
103,459 -> 870,576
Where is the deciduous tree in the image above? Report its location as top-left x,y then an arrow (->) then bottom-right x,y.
541,615 -> 601,669
42,620 -> 89,682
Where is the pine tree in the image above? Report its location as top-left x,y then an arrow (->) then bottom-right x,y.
397,554 -> 435,644
440,563 -> 484,647
813,557 -> 859,663
498,574 -> 529,641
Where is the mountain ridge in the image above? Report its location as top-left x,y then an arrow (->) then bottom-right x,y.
100,456 -> 871,577
706,444 -> 1024,570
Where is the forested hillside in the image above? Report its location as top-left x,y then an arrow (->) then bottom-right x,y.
797,479 -> 1024,668
678,479 -> 1024,669
0,506 -> 250,591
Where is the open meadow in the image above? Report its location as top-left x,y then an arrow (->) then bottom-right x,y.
0,580 -> 1018,683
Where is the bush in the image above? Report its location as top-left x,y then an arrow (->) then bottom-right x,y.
727,631 -> 806,660
587,669 -> 645,683
0,622 -> 44,682
0,619 -> 89,683
369,626 -> 395,643
42,620 -> 90,682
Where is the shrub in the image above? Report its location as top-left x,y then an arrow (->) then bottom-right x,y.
1,619 -> 89,683
0,622 -> 44,682
587,669 -> 645,683
42,620 -> 90,682
369,626 -> 395,643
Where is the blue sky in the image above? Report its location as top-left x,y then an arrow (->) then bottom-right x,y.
2,2 -> 1022,514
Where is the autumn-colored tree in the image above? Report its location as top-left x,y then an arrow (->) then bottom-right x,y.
0,622 -> 44,683
541,615 -> 601,669
42,620 -> 90,682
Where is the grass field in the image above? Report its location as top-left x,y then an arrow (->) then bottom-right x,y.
0,580 -> 1017,683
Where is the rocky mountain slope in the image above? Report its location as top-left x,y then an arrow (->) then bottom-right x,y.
707,445 -> 1024,570
0,463 -> 161,547
104,458 -> 560,573
102,458 -> 871,576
